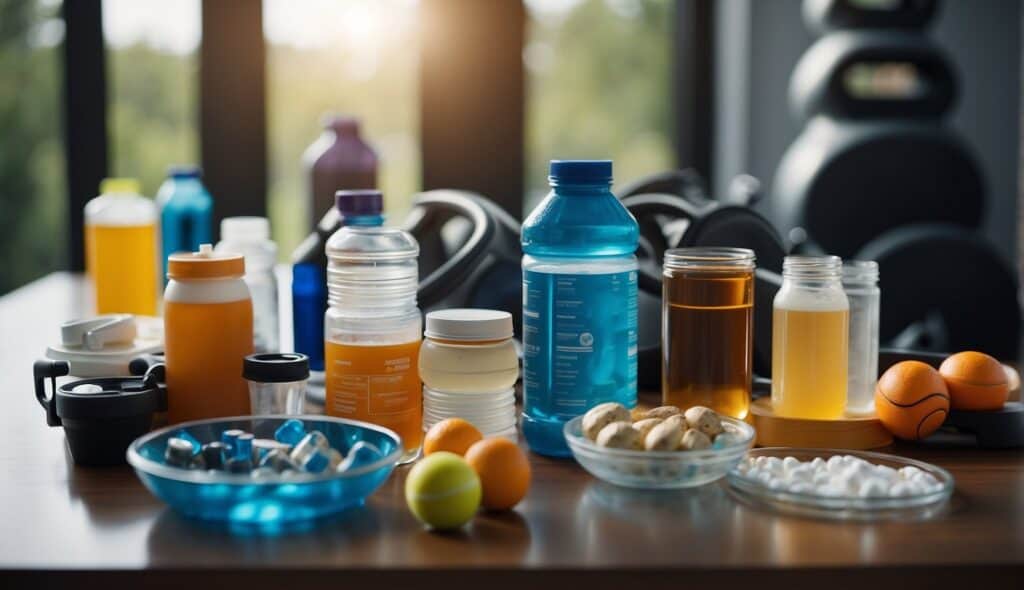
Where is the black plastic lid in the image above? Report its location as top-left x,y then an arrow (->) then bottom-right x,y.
55,377 -> 164,420
243,353 -> 310,383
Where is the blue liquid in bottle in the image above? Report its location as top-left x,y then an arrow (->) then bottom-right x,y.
156,166 -> 213,283
521,160 -> 639,457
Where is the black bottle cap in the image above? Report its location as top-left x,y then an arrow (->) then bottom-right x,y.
243,353 -> 310,383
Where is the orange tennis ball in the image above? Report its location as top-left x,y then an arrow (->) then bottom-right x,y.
464,437 -> 531,510
939,351 -> 1009,411
423,418 -> 483,456
874,360 -> 950,440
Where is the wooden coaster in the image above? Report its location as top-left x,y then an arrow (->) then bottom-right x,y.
749,398 -> 893,449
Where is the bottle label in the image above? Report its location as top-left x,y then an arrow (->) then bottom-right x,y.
325,339 -> 423,451
522,269 -> 638,416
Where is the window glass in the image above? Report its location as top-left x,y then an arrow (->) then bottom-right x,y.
264,0 -> 421,258
0,0 -> 66,294
103,0 -> 200,195
524,0 -> 675,211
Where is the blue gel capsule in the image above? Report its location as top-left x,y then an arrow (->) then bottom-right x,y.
220,429 -> 245,455
290,431 -> 331,473
274,419 -> 306,446
174,429 -> 202,456
234,433 -> 254,461
336,441 -> 383,473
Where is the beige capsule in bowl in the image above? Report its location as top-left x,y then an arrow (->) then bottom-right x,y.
582,402 -> 632,441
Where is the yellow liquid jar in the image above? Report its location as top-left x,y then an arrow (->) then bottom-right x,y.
84,178 -> 158,316
771,255 -> 849,420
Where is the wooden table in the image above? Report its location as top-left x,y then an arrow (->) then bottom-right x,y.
2,273 -> 1023,587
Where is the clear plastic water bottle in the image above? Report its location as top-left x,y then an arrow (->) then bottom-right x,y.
324,190 -> 422,462
156,166 -> 213,283
521,160 -> 639,456
215,217 -> 279,352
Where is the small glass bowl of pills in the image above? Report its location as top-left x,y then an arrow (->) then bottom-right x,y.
128,416 -> 402,524
564,404 -> 755,489
728,448 -> 954,520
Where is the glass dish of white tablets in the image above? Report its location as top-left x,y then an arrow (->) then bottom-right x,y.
728,448 -> 954,520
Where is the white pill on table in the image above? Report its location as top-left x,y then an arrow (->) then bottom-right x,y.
810,457 -> 826,470
826,456 -> 845,472
782,456 -> 801,471
899,466 -> 923,479
858,477 -> 889,498
764,457 -> 784,472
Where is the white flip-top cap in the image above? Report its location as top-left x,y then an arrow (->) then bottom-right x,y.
425,309 -> 513,341
221,216 -> 270,242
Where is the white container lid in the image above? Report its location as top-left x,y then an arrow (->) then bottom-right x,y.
221,216 -> 270,242
424,308 -> 513,341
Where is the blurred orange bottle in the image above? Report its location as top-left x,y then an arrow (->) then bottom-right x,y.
164,244 -> 253,423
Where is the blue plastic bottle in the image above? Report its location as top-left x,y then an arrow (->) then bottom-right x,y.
156,166 -> 213,282
521,160 -> 639,457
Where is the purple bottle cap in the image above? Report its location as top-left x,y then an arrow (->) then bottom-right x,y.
335,190 -> 383,216
322,114 -> 359,135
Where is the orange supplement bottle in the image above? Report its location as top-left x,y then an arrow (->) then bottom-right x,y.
164,244 -> 253,423
662,247 -> 755,419
84,178 -> 158,315
324,190 -> 422,462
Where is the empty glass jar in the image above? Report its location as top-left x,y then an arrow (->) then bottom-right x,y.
842,260 -> 880,416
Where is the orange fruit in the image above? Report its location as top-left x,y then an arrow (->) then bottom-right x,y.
874,361 -> 949,441
939,351 -> 1009,411
423,418 -> 483,456
464,437 -> 531,510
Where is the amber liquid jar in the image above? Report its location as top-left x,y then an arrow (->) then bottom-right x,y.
662,247 -> 755,419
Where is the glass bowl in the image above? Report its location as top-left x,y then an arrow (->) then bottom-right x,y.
727,448 -> 954,521
563,414 -> 755,489
127,415 -> 402,524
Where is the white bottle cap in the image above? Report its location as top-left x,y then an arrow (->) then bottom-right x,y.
425,309 -> 514,342
221,216 -> 270,242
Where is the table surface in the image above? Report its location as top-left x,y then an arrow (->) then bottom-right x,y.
2,273 -> 1023,586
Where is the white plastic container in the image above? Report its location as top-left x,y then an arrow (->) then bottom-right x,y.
418,309 -> 519,393
418,308 -> 519,439
215,216 -> 279,352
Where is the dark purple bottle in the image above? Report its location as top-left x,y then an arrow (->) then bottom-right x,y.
303,114 -> 378,230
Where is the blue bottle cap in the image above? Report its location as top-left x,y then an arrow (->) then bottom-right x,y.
548,160 -> 613,185
335,190 -> 383,216
168,165 -> 202,179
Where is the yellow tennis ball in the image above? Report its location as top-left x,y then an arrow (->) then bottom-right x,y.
405,451 -> 481,530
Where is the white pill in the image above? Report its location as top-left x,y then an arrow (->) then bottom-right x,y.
768,478 -> 787,490
873,464 -> 899,481
788,465 -> 814,482
757,471 -> 774,485
745,467 -> 762,480
813,471 -> 833,486
788,483 -> 813,494
72,383 -> 104,394
763,457 -> 784,472
841,461 -> 873,483
899,466 -> 923,479
826,455 -> 845,472
754,456 -> 769,467
889,482 -> 911,497
810,457 -> 826,470
782,456 -> 801,471
859,478 -> 888,498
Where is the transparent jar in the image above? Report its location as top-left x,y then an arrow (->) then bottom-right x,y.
842,260 -> 880,416
419,309 -> 519,393
771,255 -> 849,420
662,247 -> 755,419
324,190 -> 422,462
244,352 -> 309,415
